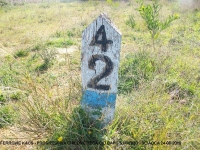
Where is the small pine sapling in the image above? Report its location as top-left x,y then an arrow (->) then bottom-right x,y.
137,0 -> 179,50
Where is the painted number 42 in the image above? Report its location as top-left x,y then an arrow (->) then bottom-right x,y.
87,25 -> 113,91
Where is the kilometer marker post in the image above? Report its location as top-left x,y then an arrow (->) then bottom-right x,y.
81,13 -> 121,127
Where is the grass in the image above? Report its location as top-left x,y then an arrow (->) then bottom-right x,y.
0,94 -> 6,104
0,0 -> 199,149
118,50 -> 157,94
14,49 -> 29,58
0,105 -> 16,128
125,14 -> 136,29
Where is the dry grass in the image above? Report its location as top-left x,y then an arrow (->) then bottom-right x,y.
0,0 -> 200,149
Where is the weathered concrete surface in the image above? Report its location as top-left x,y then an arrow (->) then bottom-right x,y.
81,13 -> 121,127
81,13 -> 121,94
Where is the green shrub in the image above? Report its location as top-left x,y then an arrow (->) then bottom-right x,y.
0,105 -> 16,128
118,51 -> 156,94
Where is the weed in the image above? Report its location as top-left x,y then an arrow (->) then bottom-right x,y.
45,107 -> 104,149
67,31 -> 74,38
35,63 -> 49,72
0,105 -> 16,128
46,38 -> 74,47
0,64 -> 20,86
53,31 -> 63,38
36,48 -> 57,72
52,30 -> 75,38
30,44 -> 43,51
106,0 -> 119,7
126,14 -> 136,29
118,50 -> 156,94
14,49 -> 29,58
10,91 -> 22,100
0,94 -> 6,104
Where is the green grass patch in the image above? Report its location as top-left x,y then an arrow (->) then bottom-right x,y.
10,91 -> 23,100
44,107 -> 105,149
0,105 -> 16,128
46,38 -> 74,47
125,14 -> 136,29
0,94 -> 6,104
35,48 -> 57,72
30,44 -> 43,51
14,49 -> 29,58
118,50 -> 156,94
35,62 -> 51,72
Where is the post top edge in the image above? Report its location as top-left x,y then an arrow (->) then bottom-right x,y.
82,13 -> 122,36
98,13 -> 121,35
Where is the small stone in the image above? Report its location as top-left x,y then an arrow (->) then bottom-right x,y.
179,99 -> 187,105
169,100 -> 174,104
56,46 -> 78,55
4,87 -> 11,91
169,89 -> 180,100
